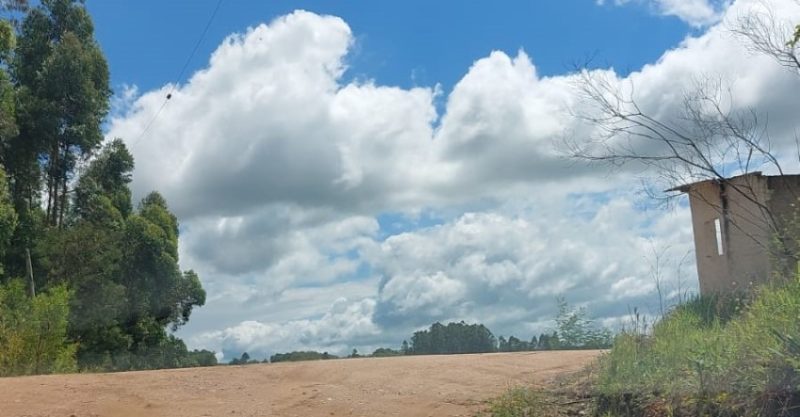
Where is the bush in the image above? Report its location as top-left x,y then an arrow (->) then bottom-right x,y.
555,298 -> 613,349
371,347 -> 402,357
0,280 -> 77,376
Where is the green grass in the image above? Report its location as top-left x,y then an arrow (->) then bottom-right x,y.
596,277 -> 800,416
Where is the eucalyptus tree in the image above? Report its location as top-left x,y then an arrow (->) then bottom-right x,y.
11,0 -> 110,228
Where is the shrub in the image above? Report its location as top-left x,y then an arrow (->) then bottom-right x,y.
371,347 -> 402,357
0,280 -> 77,376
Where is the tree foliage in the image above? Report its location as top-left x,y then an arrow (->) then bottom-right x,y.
407,316 -> 610,356
30,140 -> 207,371
0,168 -> 17,275
9,0 -> 110,227
408,321 -> 497,355
371,347 -> 402,357
229,351 -> 257,365
0,1 -> 211,375
554,298 -> 613,349
269,351 -> 338,363
0,279 -> 76,376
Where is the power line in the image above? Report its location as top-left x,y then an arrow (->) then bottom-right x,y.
131,0 -> 225,148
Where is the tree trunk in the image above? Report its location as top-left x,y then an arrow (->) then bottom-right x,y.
25,247 -> 34,298
59,169 -> 67,227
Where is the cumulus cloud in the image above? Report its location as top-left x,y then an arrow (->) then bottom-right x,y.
109,2 -> 800,222
188,196 -> 695,357
181,208 -> 377,286
110,11 -> 441,220
105,1 -> 800,356
366,197 -> 695,334
598,0 -> 731,26
192,297 -> 380,361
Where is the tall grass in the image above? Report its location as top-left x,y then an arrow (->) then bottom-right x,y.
596,277 -> 800,416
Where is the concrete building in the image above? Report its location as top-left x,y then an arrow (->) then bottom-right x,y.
670,172 -> 800,294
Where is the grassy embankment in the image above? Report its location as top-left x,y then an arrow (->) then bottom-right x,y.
482,277 -> 800,417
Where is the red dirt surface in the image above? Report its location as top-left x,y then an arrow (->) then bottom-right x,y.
0,350 -> 601,417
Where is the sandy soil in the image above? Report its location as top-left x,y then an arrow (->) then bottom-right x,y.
0,350 -> 601,417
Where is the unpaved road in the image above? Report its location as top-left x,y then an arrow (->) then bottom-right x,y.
0,350 -> 601,417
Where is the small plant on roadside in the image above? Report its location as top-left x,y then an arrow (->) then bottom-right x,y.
481,387 -> 559,417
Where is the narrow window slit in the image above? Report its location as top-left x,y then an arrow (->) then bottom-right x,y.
714,218 -> 724,256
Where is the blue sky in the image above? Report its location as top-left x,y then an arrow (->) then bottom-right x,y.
89,1 -> 691,95
97,0 -> 800,359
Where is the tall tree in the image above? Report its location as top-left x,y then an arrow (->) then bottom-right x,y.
120,192 -> 205,331
73,137 -> 134,224
0,2 -> 210,373
0,169 -> 16,278
0,20 -> 18,273
0,19 -> 15,144
40,141 -> 206,370
41,139 -> 133,364
11,0 -> 110,228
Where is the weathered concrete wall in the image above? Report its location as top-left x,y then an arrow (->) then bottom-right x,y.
765,175 -> 800,277
723,175 -> 771,291
687,174 -> 800,294
687,181 -> 732,294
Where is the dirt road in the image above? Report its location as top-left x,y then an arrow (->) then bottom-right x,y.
0,350 -> 601,417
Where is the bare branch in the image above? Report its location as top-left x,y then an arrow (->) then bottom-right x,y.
731,2 -> 800,73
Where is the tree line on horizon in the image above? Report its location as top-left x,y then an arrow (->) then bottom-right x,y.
232,305 -> 613,365
0,0 -> 214,375
402,312 -> 611,356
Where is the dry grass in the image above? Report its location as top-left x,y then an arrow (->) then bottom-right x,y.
478,367 -> 597,417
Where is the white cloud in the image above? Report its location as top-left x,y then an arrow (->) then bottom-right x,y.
365,197 -> 695,333
187,195 -> 696,358
655,0 -> 729,26
105,1 -> 800,356
110,11 -> 441,220
191,297 -> 380,361
598,0 -> 730,27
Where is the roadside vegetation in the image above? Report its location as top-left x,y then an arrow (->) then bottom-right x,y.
595,279 -> 800,416
481,279 -> 800,417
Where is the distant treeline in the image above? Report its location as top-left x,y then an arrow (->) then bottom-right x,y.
233,306 -> 612,365
270,351 -> 338,363
403,317 -> 611,355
